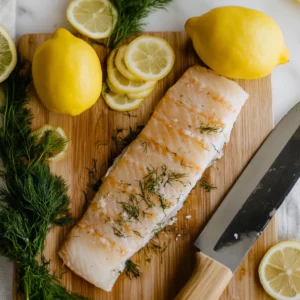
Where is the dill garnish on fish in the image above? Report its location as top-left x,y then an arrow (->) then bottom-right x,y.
196,123 -> 221,134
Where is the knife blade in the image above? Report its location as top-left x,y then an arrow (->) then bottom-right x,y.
176,101 -> 300,300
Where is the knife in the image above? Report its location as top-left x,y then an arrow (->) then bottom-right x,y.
176,101 -> 300,300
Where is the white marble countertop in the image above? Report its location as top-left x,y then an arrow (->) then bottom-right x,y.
0,1 -> 297,300
16,0 -> 300,125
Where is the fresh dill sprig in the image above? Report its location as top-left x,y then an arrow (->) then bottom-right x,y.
125,259 -> 142,279
199,179 -> 217,192
0,62 -> 84,299
196,123 -> 221,134
108,0 -> 173,48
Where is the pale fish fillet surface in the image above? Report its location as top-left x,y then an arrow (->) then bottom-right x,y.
59,66 -> 249,292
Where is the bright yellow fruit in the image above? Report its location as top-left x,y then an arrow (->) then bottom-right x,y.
102,82 -> 144,111
66,0 -> 117,39
32,28 -> 102,116
185,6 -> 289,79
107,48 -> 156,95
124,35 -> 175,81
0,26 -> 17,83
259,241 -> 300,300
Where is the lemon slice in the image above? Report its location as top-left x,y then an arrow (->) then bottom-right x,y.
259,241 -> 300,300
106,79 -> 155,100
66,0 -> 118,39
124,35 -> 175,81
0,26 -> 17,83
33,125 -> 69,162
115,45 -> 140,80
102,82 -> 143,111
107,49 -> 156,95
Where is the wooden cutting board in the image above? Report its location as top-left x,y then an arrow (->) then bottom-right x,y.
15,31 -> 275,300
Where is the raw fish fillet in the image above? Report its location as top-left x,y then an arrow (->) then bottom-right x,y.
59,66 -> 249,291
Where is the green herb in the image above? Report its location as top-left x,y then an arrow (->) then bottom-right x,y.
108,0 -> 173,48
196,123 -> 220,134
141,140 -> 150,152
164,171 -> 188,187
0,62 -> 84,299
199,179 -> 217,192
112,225 -> 126,238
139,165 -> 187,210
112,125 -> 144,154
119,194 -> 140,220
124,259 -> 142,279
133,230 -> 144,238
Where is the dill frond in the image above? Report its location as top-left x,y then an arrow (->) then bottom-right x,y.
196,123 -> 221,134
0,62 -> 84,299
199,179 -> 217,192
108,0 -> 173,48
125,259 -> 142,279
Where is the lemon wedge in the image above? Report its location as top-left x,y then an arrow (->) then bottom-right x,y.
106,79 -> 154,100
0,26 -> 17,83
66,0 -> 117,39
107,49 -> 156,95
115,45 -> 140,80
259,240 -> 300,300
102,82 -> 143,111
124,35 -> 175,81
33,125 -> 69,162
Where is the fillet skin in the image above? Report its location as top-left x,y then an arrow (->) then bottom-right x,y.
59,66 -> 249,292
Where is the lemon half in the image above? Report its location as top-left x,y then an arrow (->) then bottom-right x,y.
67,0 -> 118,39
0,26 -> 17,83
259,241 -> 300,300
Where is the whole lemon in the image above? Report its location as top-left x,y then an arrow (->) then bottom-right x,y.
185,6 -> 289,79
32,28 -> 102,116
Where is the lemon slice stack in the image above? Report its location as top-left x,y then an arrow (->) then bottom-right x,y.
103,35 -> 175,111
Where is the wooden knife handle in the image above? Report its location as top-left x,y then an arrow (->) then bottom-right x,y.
175,252 -> 233,300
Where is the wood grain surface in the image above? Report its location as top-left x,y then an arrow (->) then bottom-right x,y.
15,31 -> 276,300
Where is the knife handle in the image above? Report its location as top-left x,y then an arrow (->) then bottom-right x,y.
175,252 -> 233,300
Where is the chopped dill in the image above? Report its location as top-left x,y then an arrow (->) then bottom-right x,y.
119,194 -> 140,220
125,259 -> 142,279
112,225 -> 126,238
164,171 -> 188,187
138,165 -> 188,210
196,123 -> 220,134
133,230 -> 144,238
199,179 -> 217,192
141,140 -> 150,153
